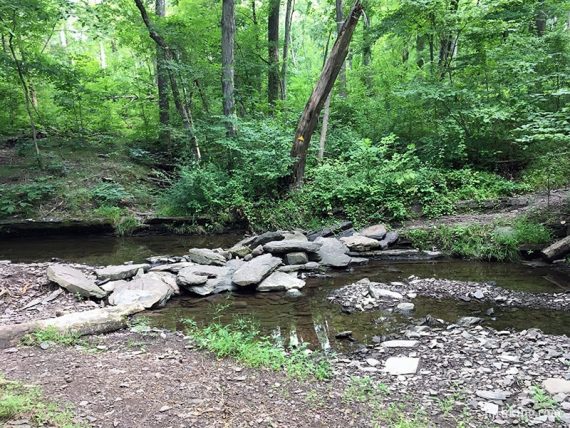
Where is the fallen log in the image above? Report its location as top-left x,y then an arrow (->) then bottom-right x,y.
0,303 -> 145,349
542,235 -> 570,261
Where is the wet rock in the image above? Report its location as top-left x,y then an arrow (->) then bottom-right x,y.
257,271 -> 305,292
340,235 -> 383,252
263,240 -> 321,255
285,289 -> 303,298
314,237 -> 351,268
108,273 -> 174,308
384,357 -> 419,375
368,284 -> 403,300
95,264 -> 150,281
232,254 -> 282,286
47,264 -> 106,299
187,248 -> 226,266
542,378 -> 570,394
457,316 -> 483,327
349,257 -> 369,266
381,340 -> 419,348
360,224 -> 387,240
396,302 -> 415,312
285,252 -> 309,265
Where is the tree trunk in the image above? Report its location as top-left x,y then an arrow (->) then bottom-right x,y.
535,0 -> 547,36
336,0 -> 347,97
318,94 -> 331,160
280,0 -> 294,100
438,0 -> 459,78
222,0 -> 236,135
134,0 -> 201,160
267,0 -> 280,111
155,0 -> 171,149
99,40 -> 107,69
291,0 -> 363,187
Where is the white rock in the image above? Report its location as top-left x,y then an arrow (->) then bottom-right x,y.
381,340 -> 419,348
543,378 -> 570,394
384,357 -> 419,375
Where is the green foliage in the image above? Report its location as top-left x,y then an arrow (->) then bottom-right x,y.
405,219 -> 552,261
0,179 -> 56,219
89,183 -> 131,208
184,317 -> 332,381
21,326 -> 82,347
343,376 -> 389,403
531,386 -> 558,411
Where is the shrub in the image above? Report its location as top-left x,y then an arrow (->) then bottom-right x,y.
89,183 -> 131,207
0,179 -> 56,218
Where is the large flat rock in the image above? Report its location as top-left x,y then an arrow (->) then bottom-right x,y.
232,254 -> 282,286
257,271 -> 306,292
384,357 -> 420,375
47,264 -> 106,299
314,237 -> 351,267
108,273 -> 174,308
263,240 -> 321,254
187,248 -> 227,266
95,264 -> 150,281
360,224 -> 387,240
340,235 -> 383,252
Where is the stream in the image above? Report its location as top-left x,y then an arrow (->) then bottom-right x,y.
2,233 -> 569,350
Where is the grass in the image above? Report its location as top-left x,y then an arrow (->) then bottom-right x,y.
0,376 -> 84,427
21,326 -> 83,347
183,317 -> 333,381
342,376 -> 389,403
404,218 -> 552,261
531,385 -> 558,410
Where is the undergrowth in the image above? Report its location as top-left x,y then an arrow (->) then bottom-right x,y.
21,326 -> 83,347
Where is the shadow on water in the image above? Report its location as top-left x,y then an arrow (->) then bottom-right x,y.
3,233 -> 569,350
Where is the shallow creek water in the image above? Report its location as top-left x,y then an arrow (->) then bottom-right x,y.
2,233 -> 569,350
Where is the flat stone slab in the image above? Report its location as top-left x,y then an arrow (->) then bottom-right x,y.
384,357 -> 420,375
475,390 -> 511,401
285,252 -> 309,265
543,378 -> 570,394
47,264 -> 106,299
149,262 -> 195,273
315,237 -> 351,267
278,262 -> 320,273
232,254 -> 282,286
108,273 -> 174,308
368,284 -> 403,300
381,340 -> 419,348
263,240 -> 321,254
347,249 -> 443,260
257,271 -> 306,292
340,235 -> 383,252
95,264 -> 150,281
187,248 -> 226,266
360,224 -> 387,240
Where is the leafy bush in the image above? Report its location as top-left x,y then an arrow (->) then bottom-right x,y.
89,183 -> 131,207
0,179 -> 56,218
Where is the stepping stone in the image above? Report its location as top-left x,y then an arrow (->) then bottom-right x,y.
384,357 -> 419,375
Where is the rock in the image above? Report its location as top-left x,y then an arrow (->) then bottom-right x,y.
149,262 -> 194,273
306,227 -> 333,241
307,221 -> 353,241
542,378 -> 570,394
335,331 -> 353,340
314,237 -> 351,267
47,265 -> 106,299
232,254 -> 282,286
349,257 -> 369,266
256,271 -> 306,292
277,262 -> 320,273
382,231 -> 399,246
473,290 -> 485,299
229,246 -> 251,258
95,264 -> 150,281
366,358 -> 380,367
263,240 -> 321,255
187,248 -> 226,266
480,402 -> 499,416
251,245 -> 264,257
360,224 -> 387,240
396,302 -> 415,312
285,252 -> 309,265
340,235 -> 382,252
251,231 -> 285,248
368,284 -> 403,300
542,236 -> 570,261
380,340 -> 419,348
150,272 -> 179,295
457,316 -> 483,327
285,289 -> 302,298
347,249 -> 443,260
282,231 -> 308,241
336,228 -> 355,238
101,280 -> 128,293
178,265 -> 227,278
108,273 -> 174,308
176,271 -> 208,286
384,357 -> 419,375
476,390 -> 511,401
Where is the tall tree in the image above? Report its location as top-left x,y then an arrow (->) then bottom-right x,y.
280,0 -> 294,100
335,0 -> 347,97
155,0 -> 171,149
291,0 -> 363,187
134,0 -> 201,160
267,0 -> 280,110
221,0 -> 236,135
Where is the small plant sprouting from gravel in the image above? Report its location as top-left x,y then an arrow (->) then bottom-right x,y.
20,326 -> 82,347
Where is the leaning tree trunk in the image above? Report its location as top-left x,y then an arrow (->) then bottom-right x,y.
335,0 -> 347,97
221,0 -> 236,135
280,0 -> 294,100
318,30 -> 333,160
267,0 -> 280,111
155,0 -> 171,150
134,0 -> 201,160
290,0 -> 363,187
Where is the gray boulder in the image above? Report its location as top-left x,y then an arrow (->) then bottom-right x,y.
251,231 -> 285,248
232,254 -> 282,286
229,246 -> 251,258
263,240 -> 321,254
187,248 -> 227,266
278,261 -> 320,273
95,263 -> 150,281
314,237 -> 351,267
257,271 -> 306,292
340,235 -> 382,252
149,262 -> 195,273
282,231 -> 308,241
384,357 -> 419,375
108,273 -> 174,308
176,271 -> 208,287
542,236 -> 570,261
47,264 -> 106,299
368,284 -> 403,300
285,252 -> 309,265
360,224 -> 387,240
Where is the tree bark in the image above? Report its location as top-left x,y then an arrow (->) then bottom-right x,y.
318,30 -> 333,160
335,0 -> 347,97
134,0 -> 201,160
267,0 -> 280,111
280,0 -> 294,100
222,0 -> 236,135
291,0 -> 363,187
155,0 -> 171,149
